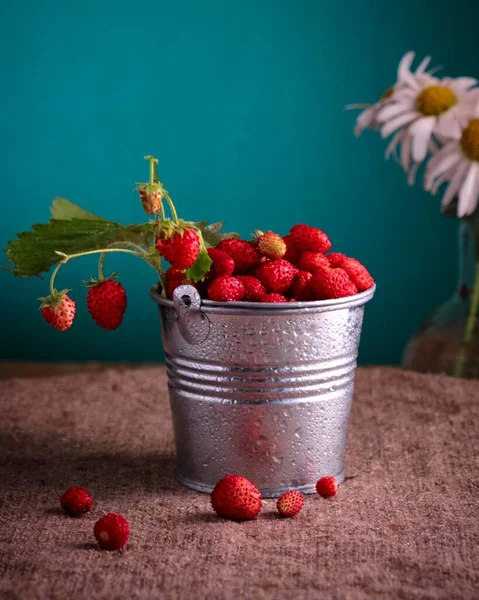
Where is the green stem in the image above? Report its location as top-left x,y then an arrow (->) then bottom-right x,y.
144,155 -> 159,186
454,262 -> 479,377
97,242 -> 152,279
164,192 -> 179,224
50,248 -> 142,295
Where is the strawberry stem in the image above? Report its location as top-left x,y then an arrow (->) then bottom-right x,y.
164,191 -> 179,224
144,155 -> 159,186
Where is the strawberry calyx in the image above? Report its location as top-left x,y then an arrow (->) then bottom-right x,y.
38,288 -> 71,310
83,273 -> 119,288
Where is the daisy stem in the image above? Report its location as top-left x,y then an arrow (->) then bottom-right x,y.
454,218 -> 479,378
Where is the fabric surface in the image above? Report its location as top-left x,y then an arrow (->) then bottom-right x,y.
0,366 -> 478,600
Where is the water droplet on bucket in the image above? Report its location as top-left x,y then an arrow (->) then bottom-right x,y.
294,427 -> 302,439
255,435 -> 268,447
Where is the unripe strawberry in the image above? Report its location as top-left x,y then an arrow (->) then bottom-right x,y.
40,290 -> 76,332
277,490 -> 304,517
255,231 -> 286,259
137,184 -> 163,215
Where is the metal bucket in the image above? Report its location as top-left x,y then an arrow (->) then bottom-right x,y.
151,283 -> 375,498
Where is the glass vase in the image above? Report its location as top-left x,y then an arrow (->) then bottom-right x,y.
401,214 -> 479,379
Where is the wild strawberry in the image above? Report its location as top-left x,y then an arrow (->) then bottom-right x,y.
208,276 -> 245,302
254,231 -> 286,259
282,234 -> 301,264
298,252 -> 329,273
86,279 -> 127,330
277,490 -> 304,517
60,486 -> 93,517
236,276 -> 266,301
291,271 -> 313,301
316,476 -> 338,498
290,224 -> 331,253
94,513 -> 130,550
310,266 -> 357,300
326,252 -> 347,267
40,290 -> 76,332
208,248 -> 235,276
211,475 -> 262,521
156,226 -> 200,270
260,293 -> 289,303
256,259 -> 298,294
165,267 -> 196,298
137,185 -> 163,215
336,257 -> 374,292
216,239 -> 261,274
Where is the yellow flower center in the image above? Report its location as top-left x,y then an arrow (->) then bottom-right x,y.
416,85 -> 457,116
381,86 -> 394,101
460,118 -> 479,162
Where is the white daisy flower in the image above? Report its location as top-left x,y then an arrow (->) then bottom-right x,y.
425,103 -> 479,216
347,51 -> 435,137
376,53 -> 478,166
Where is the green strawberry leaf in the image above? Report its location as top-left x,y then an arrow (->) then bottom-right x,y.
194,221 -> 239,247
185,234 -> 213,282
50,197 -> 108,221
4,218 -> 155,278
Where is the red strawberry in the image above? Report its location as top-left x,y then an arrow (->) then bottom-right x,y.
336,257 -> 374,292
207,248 -> 235,276
290,224 -> 331,253
236,276 -> 266,301
156,227 -> 200,270
138,186 -> 162,215
216,239 -> 261,274
298,252 -> 330,273
326,252 -> 347,267
60,486 -> 93,517
256,259 -> 298,294
277,490 -> 305,517
211,475 -> 262,521
40,290 -> 76,332
310,266 -> 357,300
291,271 -> 313,301
87,280 -> 127,330
165,267 -> 196,298
255,231 -> 286,259
94,513 -> 130,550
282,234 -> 301,264
208,276 -> 245,302
316,476 -> 338,498
260,293 -> 289,303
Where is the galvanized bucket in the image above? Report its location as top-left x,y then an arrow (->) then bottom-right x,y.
151,283 -> 375,498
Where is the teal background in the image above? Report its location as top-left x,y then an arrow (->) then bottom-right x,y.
0,0 -> 476,364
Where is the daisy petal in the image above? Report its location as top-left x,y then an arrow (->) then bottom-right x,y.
408,162 -> 420,185
431,171 -> 449,195
441,161 -> 469,208
415,56 -> 431,75
435,111 -> 462,140
381,112 -> 418,138
385,130 -> 404,160
425,144 -> 461,188
409,116 -> 436,161
401,136 -> 411,171
458,163 -> 479,216
354,106 -> 377,136
451,77 -> 478,92
377,102 -> 414,122
398,51 -> 420,89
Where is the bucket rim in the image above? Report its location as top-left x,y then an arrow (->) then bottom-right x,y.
150,283 -> 375,313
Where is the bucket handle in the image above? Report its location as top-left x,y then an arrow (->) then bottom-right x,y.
172,285 -> 211,345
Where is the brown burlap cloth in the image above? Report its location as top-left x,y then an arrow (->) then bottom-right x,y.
0,367 -> 478,600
